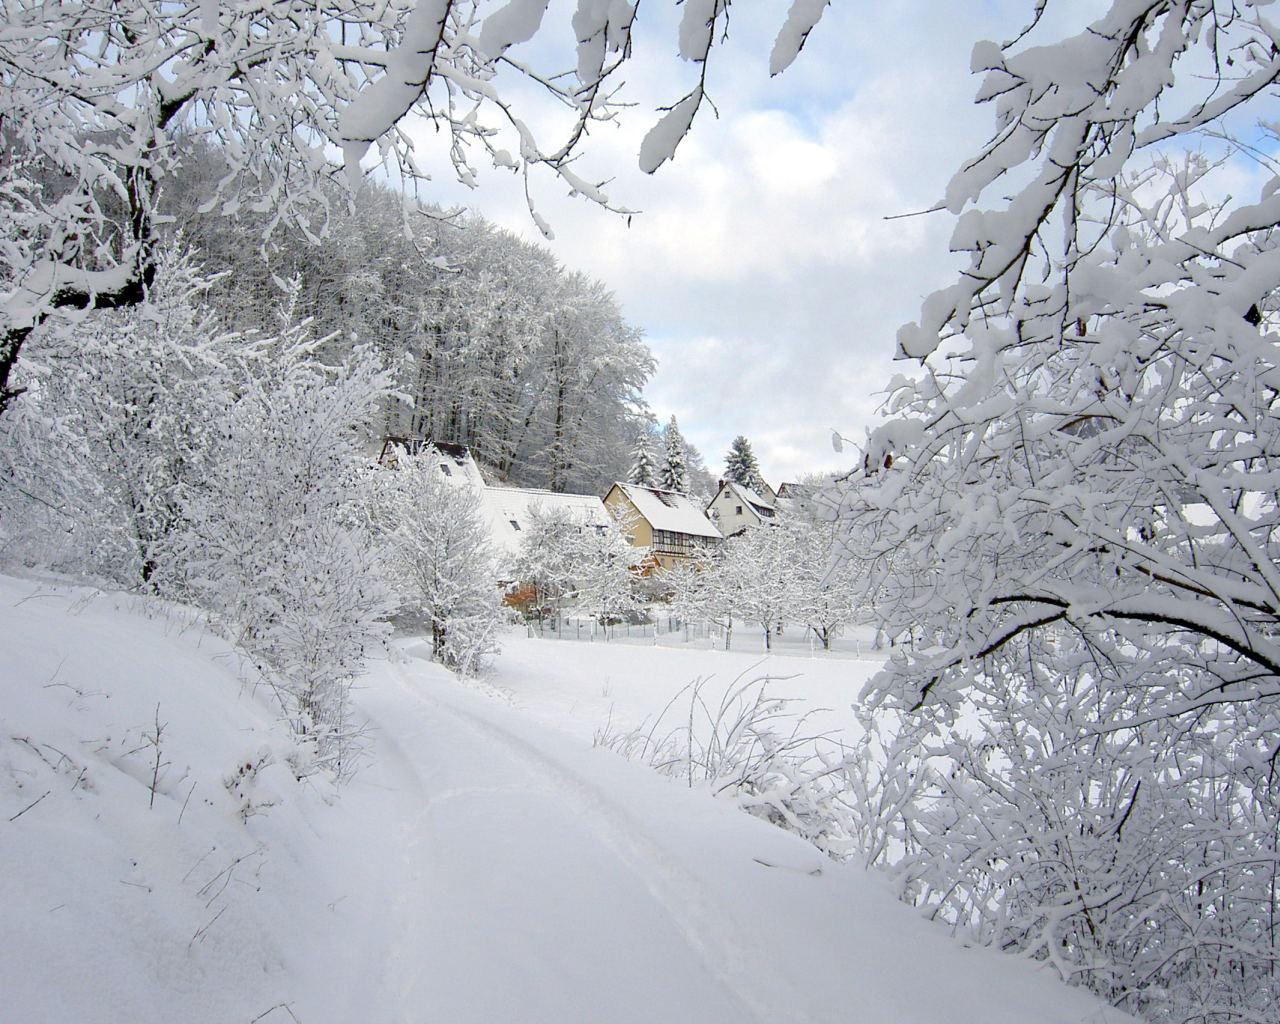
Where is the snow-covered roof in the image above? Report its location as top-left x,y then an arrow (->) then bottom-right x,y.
776,481 -> 817,500
611,483 -> 723,539
380,439 -> 489,490
728,481 -> 776,514
425,443 -> 488,490
480,487 -> 611,557
716,480 -> 777,519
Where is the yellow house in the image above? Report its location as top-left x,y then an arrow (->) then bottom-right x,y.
603,482 -> 723,572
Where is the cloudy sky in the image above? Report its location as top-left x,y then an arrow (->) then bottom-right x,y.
416,1 -> 1105,485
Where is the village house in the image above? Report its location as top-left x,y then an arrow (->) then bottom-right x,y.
603,482 -> 723,571
775,480 -> 823,516
379,438 -> 612,580
706,479 -> 780,537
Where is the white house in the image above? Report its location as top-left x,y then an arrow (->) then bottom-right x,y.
478,485 -> 612,564
378,438 -> 613,577
706,479 -> 779,537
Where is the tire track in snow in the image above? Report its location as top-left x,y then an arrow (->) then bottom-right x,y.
389,664 -> 817,1024
342,694 -> 438,1023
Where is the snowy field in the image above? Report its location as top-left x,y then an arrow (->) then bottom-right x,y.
2,573 -> 1137,1024
486,625 -> 885,749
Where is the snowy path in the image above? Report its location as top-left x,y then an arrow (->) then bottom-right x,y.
336,651 -> 1135,1024
352,658 -> 804,1024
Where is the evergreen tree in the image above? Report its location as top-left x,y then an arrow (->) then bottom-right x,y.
659,415 -> 688,493
628,429 -> 657,487
724,436 -> 762,491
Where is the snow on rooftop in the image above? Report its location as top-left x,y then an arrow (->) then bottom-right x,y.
613,483 -> 723,539
480,486 -> 611,557
724,480 -> 776,513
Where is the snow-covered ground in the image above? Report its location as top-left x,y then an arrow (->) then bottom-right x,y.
487,628 -> 883,747
3,574 -> 1136,1024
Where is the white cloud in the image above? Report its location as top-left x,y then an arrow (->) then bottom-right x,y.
408,1 -> 1109,484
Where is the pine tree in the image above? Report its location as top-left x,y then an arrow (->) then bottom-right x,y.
628,429 -> 657,487
724,436 -> 762,491
659,415 -> 688,493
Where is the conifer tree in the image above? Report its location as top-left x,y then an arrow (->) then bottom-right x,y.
659,415 -> 688,493
724,436 -> 762,491
628,429 -> 657,487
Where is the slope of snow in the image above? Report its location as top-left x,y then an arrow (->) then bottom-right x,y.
2,573 -> 1136,1024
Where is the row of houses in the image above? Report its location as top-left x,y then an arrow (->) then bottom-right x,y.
380,438 -> 808,573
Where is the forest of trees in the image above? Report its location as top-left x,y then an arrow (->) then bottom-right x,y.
165,164 -> 656,495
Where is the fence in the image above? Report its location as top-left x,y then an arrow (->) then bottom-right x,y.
525,615 -> 717,645
524,613 -> 885,658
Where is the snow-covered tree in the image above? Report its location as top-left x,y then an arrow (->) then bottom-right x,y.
372,449 -> 504,673
173,318 -> 396,772
573,510 -> 647,626
852,2 -> 1280,727
727,525 -> 796,652
790,516 -> 863,651
0,0 -> 830,416
723,436 -> 763,492
839,3 -> 1280,1018
511,501 -> 644,626
510,504 -> 589,623
679,547 -> 741,651
659,415 -> 689,494
627,429 -> 658,488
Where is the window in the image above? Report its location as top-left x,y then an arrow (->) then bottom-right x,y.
439,463 -> 452,476
509,520 -> 521,531
653,530 -> 693,555
735,505 -> 743,515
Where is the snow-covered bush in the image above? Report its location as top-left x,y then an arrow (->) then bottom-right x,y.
173,320 -> 395,774
3,263 -> 396,777
853,648 -> 1280,1022
0,251 -> 236,583
370,449 -> 504,674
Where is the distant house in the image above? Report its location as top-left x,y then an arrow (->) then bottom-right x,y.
478,486 -> 612,569
706,480 -> 779,537
378,437 -> 611,579
775,480 -> 822,516
379,437 -> 490,488
603,482 -> 723,571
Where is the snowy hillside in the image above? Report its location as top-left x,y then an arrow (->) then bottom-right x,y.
2,573 -> 1135,1024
